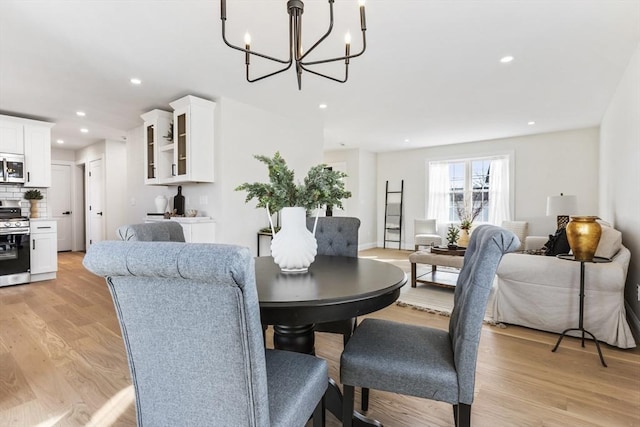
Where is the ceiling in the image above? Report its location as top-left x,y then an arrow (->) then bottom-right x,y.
1,0 -> 638,152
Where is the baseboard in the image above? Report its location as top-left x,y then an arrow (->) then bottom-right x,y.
358,242 -> 377,251
625,301 -> 640,343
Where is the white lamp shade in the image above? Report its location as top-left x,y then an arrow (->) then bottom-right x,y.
546,195 -> 578,216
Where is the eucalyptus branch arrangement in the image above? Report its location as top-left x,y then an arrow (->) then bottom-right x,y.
235,152 -> 352,213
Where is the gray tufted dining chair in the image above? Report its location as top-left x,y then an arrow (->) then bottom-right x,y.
306,216 -> 361,345
116,221 -> 185,242
83,241 -> 328,426
340,225 -> 520,427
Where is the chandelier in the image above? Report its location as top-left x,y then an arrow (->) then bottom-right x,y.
220,0 -> 367,90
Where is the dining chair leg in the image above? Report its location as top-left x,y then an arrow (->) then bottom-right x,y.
313,396 -> 325,427
342,385 -> 355,427
453,403 -> 471,427
361,387 -> 369,411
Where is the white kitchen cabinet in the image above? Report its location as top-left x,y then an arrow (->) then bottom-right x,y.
24,124 -> 53,187
166,95 -> 215,184
0,114 -> 54,187
30,220 -> 58,281
141,109 -> 173,185
0,118 -> 25,154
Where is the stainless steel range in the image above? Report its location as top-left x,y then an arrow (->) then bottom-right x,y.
0,204 -> 31,287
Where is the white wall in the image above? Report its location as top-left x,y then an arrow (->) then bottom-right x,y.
324,148 -> 377,249
124,96 -> 324,254
215,97 -> 323,250
376,127 -> 600,249
76,139 -> 127,241
600,43 -> 640,329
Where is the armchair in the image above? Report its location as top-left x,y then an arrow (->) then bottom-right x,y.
414,219 -> 442,250
83,241 -> 328,426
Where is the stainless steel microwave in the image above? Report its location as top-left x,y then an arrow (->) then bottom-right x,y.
0,153 -> 25,184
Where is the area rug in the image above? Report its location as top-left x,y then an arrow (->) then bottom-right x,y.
359,251 -> 499,324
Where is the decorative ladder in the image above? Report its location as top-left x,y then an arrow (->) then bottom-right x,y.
383,180 -> 404,249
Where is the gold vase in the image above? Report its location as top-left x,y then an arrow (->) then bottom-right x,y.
29,199 -> 39,218
566,216 -> 601,261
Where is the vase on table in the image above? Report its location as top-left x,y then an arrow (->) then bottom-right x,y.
566,216 -> 601,261
457,228 -> 470,248
270,207 -> 317,273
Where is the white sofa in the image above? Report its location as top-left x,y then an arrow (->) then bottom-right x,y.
492,225 -> 635,349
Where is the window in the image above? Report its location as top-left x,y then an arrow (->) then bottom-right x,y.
427,155 -> 511,225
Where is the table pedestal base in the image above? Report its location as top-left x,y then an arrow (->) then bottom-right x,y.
273,324 -> 384,426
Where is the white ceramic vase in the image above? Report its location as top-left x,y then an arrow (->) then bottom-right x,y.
270,207 -> 317,273
154,195 -> 168,213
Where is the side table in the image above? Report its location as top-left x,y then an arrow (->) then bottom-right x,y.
256,230 -> 273,256
552,254 -> 611,367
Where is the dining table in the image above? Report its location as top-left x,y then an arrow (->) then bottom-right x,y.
255,255 -> 407,427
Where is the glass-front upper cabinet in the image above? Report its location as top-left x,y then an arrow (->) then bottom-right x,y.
140,110 -> 172,185
168,95 -> 215,184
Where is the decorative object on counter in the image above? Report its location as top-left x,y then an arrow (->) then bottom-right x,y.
173,185 -> 185,216
236,152 -> 351,272
446,224 -> 460,249
185,209 -> 198,217
566,216 -> 602,261
154,195 -> 168,214
24,189 -> 43,219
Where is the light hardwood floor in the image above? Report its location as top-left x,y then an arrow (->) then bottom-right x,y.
1,250 -> 639,427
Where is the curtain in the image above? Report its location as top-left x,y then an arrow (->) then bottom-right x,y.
488,157 -> 510,224
427,162 -> 450,225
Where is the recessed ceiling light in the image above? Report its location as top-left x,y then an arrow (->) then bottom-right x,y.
404,139 -> 410,143
130,78 -> 142,85
76,111 -> 86,117
56,139 -> 64,144
80,128 -> 89,133
500,56 -> 514,63
528,121 -> 536,125
319,104 -> 327,109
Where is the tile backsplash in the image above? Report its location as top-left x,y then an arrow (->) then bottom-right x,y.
0,185 -> 48,218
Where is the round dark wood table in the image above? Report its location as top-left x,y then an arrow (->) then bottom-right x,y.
255,255 -> 407,426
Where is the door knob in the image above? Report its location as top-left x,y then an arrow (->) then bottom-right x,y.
97,212 -> 103,216
62,211 -> 71,215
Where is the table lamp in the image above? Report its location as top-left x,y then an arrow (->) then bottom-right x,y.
546,193 -> 577,229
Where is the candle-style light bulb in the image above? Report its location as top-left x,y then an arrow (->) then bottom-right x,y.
345,32 -> 351,62
244,32 -> 251,65
358,0 -> 366,31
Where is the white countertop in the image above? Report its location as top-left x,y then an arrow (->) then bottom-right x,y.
30,217 -> 57,222
144,216 -> 215,223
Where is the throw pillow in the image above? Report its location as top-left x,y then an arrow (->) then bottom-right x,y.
544,227 -> 571,256
594,226 -> 622,259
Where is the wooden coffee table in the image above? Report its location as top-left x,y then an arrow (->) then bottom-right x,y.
409,246 -> 466,288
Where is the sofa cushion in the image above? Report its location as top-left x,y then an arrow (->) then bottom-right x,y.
595,226 -> 622,259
